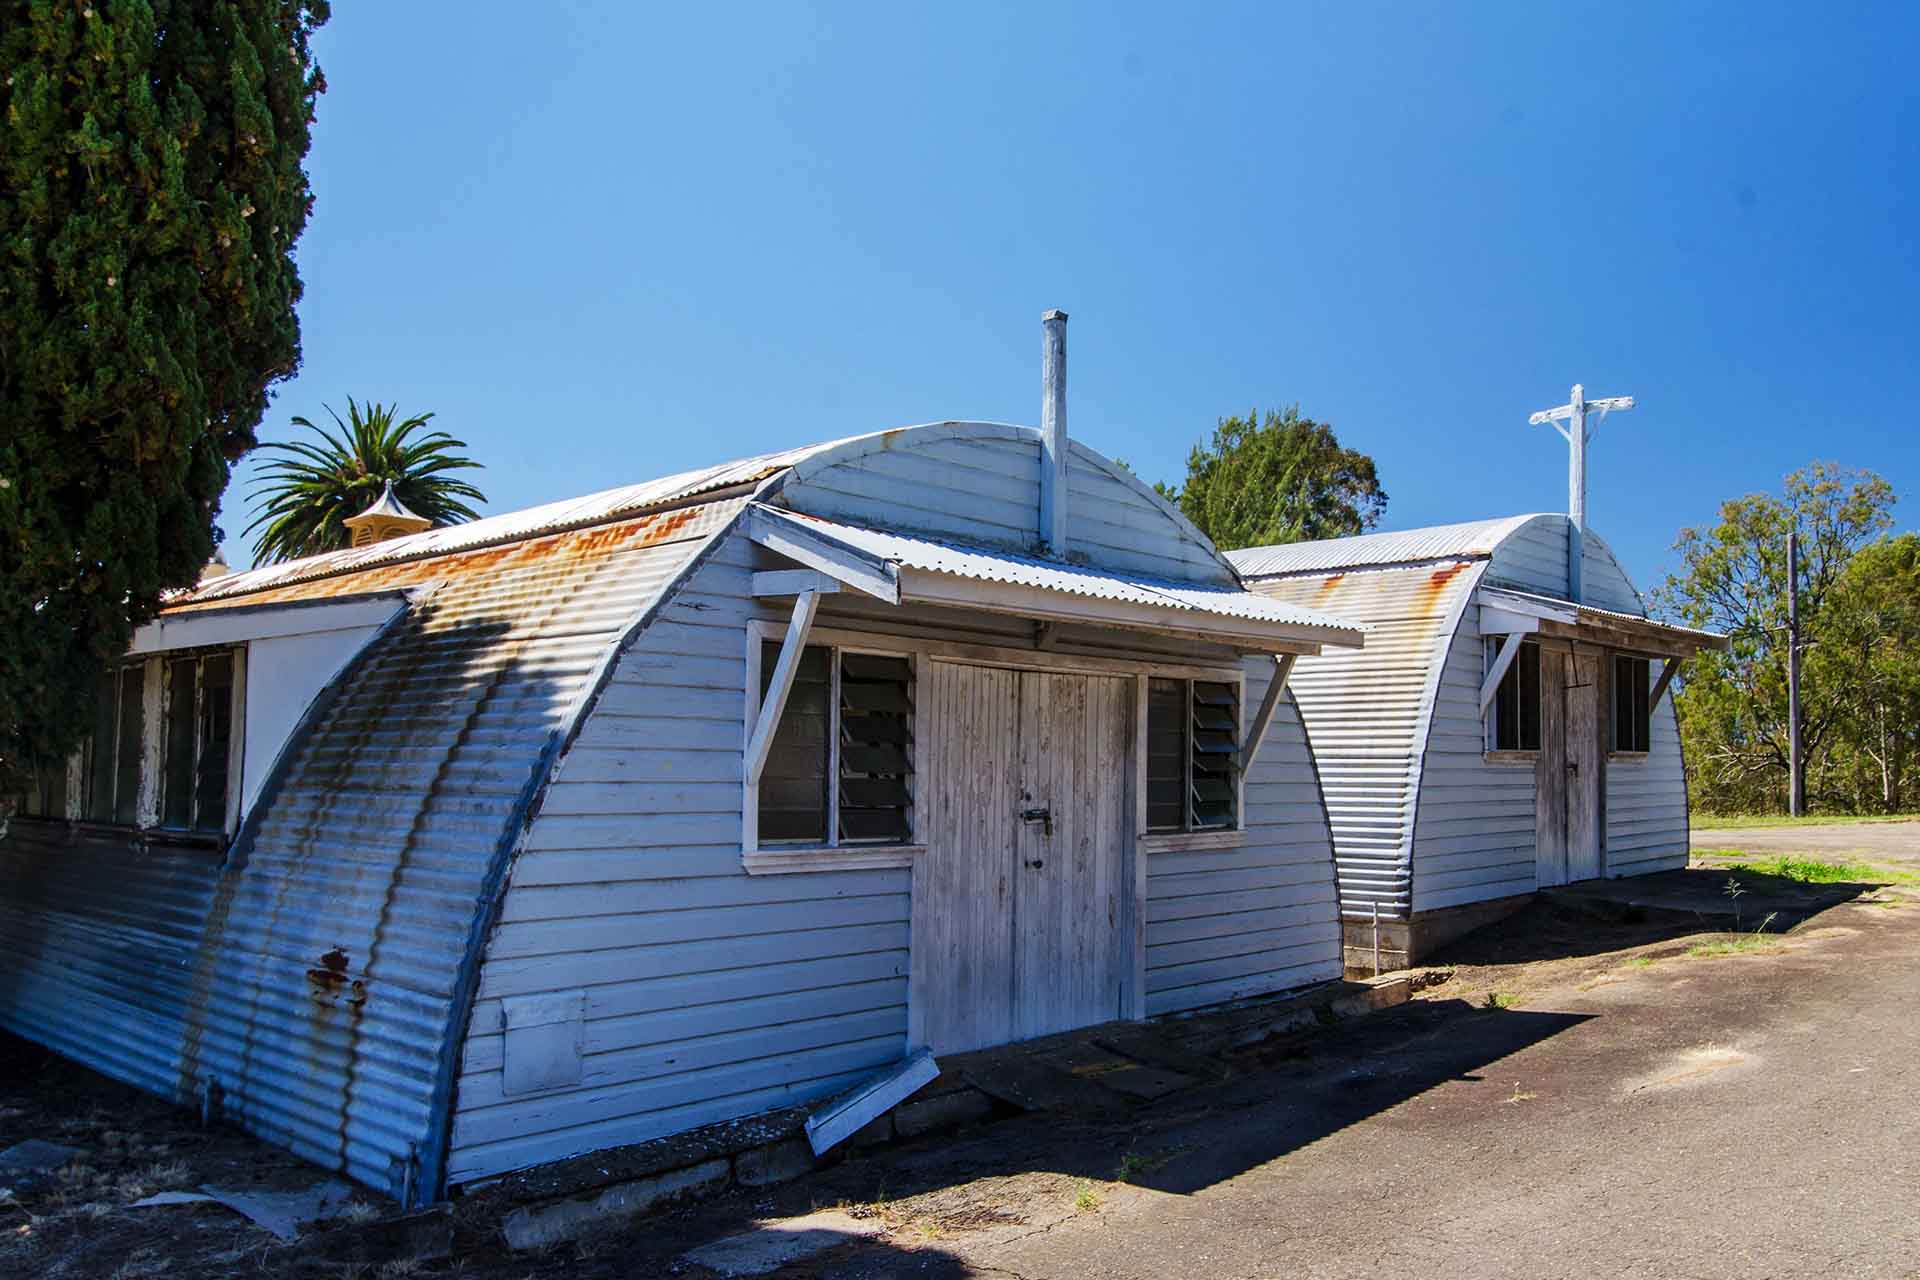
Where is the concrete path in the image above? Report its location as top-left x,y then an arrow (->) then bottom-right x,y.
1692,817 -> 1920,868
782,885 -> 1920,1279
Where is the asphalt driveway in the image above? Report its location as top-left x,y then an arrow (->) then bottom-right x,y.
769,860 -> 1920,1279
1692,817 -> 1920,869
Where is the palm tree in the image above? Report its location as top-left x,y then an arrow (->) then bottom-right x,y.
245,400 -> 488,563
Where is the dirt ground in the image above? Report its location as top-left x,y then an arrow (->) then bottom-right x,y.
2,841 -> 1914,1278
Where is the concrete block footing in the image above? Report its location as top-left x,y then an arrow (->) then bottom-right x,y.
1342,894 -> 1535,975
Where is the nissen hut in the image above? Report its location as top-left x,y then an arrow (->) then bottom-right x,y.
1231,511 -> 1727,972
0,315 -> 1362,1206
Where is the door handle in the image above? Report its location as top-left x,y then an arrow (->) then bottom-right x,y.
1026,859 -> 1045,870
1020,806 -> 1053,837
1567,762 -> 1578,775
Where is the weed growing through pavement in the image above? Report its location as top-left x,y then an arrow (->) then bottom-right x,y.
1504,1083 -> 1537,1104
1073,1181 -> 1101,1212
1687,911 -> 1784,957
1723,876 -> 1747,930
1484,991 -> 1520,1010
1619,955 -> 1659,969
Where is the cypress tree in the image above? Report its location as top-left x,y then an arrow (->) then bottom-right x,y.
0,1 -> 329,797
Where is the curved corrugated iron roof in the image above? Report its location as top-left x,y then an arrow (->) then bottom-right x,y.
1227,514 -> 1550,579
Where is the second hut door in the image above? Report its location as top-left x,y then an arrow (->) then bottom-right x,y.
1536,645 -> 1605,887
916,661 -> 1135,1055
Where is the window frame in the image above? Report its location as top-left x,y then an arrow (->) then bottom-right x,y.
743,620 -> 1250,871
744,620 -> 928,872
1483,637 -> 1543,757
1611,654 -> 1652,757
20,647 -> 248,843
1142,676 -> 1244,838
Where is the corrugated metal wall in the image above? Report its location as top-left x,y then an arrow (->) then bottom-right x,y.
177,505 -> 744,1200
0,826 -> 222,1102
1243,563 -> 1484,919
0,503 -> 743,1205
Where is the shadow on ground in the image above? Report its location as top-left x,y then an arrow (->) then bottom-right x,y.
1431,867 -> 1885,969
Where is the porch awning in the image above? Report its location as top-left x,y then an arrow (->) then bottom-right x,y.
1478,586 -> 1728,658
745,504 -> 1364,655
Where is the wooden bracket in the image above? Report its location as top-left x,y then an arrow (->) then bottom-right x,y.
1649,657 -> 1683,711
752,570 -> 842,598
1239,653 -> 1297,775
744,589 -> 824,788
1479,631 -> 1528,716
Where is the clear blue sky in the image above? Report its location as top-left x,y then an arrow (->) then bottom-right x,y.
227,2 -> 1917,590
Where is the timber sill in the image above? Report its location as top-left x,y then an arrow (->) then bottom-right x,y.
1138,828 -> 1247,854
743,845 -> 925,875
1482,750 -> 1539,767
1608,751 -> 1650,763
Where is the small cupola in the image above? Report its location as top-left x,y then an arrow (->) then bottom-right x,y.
198,542 -> 233,586
342,481 -> 432,548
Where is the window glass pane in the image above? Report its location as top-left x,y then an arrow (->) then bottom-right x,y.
1190,681 -> 1239,829
1146,678 -> 1188,832
113,665 -> 145,826
195,655 -> 234,831
757,642 -> 829,843
1517,643 -> 1542,751
839,653 -> 913,843
1492,642 -> 1517,751
163,658 -> 199,828
86,675 -> 118,821
1634,660 -> 1651,753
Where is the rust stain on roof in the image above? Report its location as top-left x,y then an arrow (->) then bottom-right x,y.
1313,573 -> 1346,602
164,507 -> 710,615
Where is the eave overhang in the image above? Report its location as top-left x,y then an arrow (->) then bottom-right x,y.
1477,586 -> 1729,659
746,504 -> 1365,656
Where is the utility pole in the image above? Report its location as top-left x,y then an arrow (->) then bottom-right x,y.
1788,529 -> 1805,816
1529,383 -> 1635,603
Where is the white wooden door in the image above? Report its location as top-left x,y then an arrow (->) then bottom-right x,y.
1012,671 -> 1135,1041
914,662 -> 1134,1054
916,663 -> 1021,1053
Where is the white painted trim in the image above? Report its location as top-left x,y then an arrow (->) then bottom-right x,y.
746,507 -> 901,603
225,646 -> 248,835
805,1049 -> 940,1156
896,567 -> 1333,654
751,569 -> 844,598
136,657 -> 162,828
743,589 -> 824,788
1240,654 -> 1295,775
131,593 -> 410,654
1479,631 -> 1529,716
743,845 -> 924,875
743,619 -> 923,862
794,623 -> 1245,684
1479,605 -> 1547,637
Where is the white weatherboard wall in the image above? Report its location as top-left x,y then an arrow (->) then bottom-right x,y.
1408,599 -> 1539,912
447,432 -> 1340,1185
1486,518 -> 1642,613
1604,661 -> 1688,875
240,627 -> 390,815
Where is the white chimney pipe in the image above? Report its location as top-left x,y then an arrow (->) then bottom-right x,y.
1040,309 -> 1068,557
